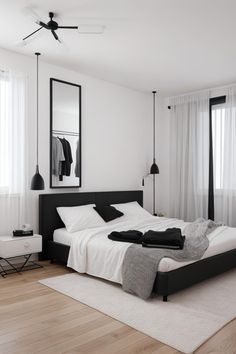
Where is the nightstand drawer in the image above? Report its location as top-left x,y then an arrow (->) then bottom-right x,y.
0,235 -> 42,258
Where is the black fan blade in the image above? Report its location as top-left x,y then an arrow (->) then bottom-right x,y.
51,30 -> 59,41
37,21 -> 50,29
22,26 -> 43,41
58,26 -> 78,29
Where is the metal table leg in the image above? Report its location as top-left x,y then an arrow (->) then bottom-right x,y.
0,254 -> 43,276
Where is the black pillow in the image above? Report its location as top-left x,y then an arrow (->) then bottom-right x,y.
94,205 -> 124,222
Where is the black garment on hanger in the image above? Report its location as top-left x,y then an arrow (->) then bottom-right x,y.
75,138 -> 80,178
59,138 -> 73,180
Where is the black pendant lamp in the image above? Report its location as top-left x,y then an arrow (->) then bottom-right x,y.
150,90 -> 159,215
31,52 -> 45,190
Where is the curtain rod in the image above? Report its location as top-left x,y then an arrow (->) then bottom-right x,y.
168,94 -> 227,110
168,82 -> 236,104
167,83 -> 236,109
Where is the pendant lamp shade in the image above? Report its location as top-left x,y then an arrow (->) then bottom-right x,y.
31,52 -> 45,190
150,160 -> 159,174
31,165 -> 45,190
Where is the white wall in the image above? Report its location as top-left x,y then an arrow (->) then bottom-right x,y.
0,47 -> 154,232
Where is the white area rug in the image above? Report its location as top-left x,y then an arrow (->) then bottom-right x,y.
39,269 -> 236,354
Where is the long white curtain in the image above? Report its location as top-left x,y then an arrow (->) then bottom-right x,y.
0,70 -> 29,235
169,92 -> 210,221
214,87 -> 236,226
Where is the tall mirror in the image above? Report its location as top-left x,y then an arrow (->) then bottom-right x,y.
50,78 -> 81,188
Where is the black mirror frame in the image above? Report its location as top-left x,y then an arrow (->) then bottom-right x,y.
50,77 -> 82,189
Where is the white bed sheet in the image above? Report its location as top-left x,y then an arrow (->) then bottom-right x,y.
54,228 -> 72,246
53,216 -> 236,284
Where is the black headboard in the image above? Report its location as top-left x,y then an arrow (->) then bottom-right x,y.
39,190 -> 143,241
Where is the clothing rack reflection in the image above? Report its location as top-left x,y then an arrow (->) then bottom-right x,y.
52,129 -> 79,137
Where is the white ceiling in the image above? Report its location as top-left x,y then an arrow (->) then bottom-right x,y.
0,0 -> 236,96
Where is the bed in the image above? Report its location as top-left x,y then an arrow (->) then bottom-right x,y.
39,191 -> 236,301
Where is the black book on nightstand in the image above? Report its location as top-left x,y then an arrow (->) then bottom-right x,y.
13,230 -> 34,237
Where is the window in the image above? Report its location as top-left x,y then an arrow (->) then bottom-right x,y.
210,96 -> 226,190
212,104 -> 226,189
0,70 -> 28,234
0,70 -> 27,195
0,76 -> 10,192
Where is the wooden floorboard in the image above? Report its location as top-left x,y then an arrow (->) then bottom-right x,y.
0,261 -> 235,354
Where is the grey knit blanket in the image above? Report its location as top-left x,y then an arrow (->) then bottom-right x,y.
122,218 -> 220,300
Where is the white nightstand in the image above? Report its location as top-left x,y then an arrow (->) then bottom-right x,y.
0,234 -> 42,277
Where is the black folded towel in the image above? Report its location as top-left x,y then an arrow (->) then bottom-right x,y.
142,228 -> 185,249
108,228 -> 185,249
142,242 -> 185,250
108,230 -> 143,244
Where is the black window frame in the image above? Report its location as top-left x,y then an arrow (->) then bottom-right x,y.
208,95 -> 226,220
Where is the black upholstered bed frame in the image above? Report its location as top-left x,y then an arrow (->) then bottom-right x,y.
39,191 -> 236,301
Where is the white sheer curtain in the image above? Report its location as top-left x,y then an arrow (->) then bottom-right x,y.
0,69 -> 29,235
214,86 -> 236,226
169,92 -> 210,221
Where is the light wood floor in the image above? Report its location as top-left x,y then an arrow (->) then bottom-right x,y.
0,262 -> 236,354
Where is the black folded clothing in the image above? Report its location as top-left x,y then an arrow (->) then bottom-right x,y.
142,243 -> 184,249
142,228 -> 185,248
108,230 -> 143,244
108,228 -> 185,249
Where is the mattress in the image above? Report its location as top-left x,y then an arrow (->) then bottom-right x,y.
53,223 -> 236,274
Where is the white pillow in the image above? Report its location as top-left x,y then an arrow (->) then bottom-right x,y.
110,201 -> 151,221
57,204 -> 105,233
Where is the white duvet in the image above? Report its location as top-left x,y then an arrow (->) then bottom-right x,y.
64,216 -> 236,284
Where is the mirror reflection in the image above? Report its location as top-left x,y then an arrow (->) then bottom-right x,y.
50,78 -> 81,188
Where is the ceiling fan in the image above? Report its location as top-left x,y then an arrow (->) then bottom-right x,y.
22,10 -> 105,44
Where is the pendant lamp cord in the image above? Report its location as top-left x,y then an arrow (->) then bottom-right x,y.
35,52 -> 41,166
152,91 -> 157,215
152,91 -> 156,162
36,54 -> 38,165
